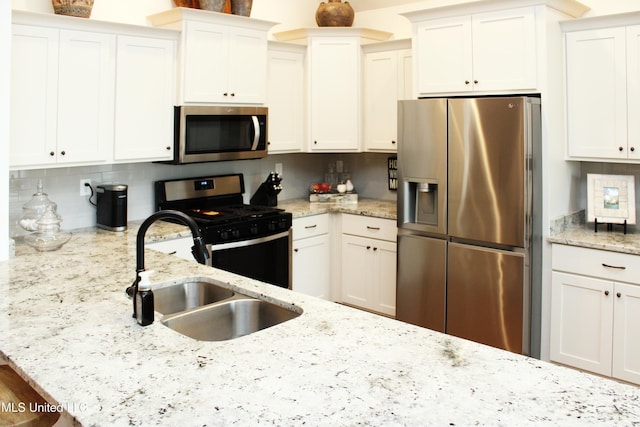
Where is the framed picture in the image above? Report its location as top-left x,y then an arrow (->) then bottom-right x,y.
587,174 -> 636,225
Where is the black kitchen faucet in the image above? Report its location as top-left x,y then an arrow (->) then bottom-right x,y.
126,210 -> 209,319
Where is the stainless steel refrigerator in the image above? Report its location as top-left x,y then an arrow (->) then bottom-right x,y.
396,97 -> 542,357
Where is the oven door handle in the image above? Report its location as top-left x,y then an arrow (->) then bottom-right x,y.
250,115 -> 260,151
208,230 -> 290,251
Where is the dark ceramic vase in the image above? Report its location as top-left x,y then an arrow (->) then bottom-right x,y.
230,0 -> 252,16
315,0 -> 354,27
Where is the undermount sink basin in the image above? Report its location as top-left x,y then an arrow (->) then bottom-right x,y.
149,277 -> 302,341
161,297 -> 302,341
153,279 -> 235,315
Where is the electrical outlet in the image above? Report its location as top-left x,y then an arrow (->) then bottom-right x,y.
80,179 -> 92,197
275,163 -> 283,176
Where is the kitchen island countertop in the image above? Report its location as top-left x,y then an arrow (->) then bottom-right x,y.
1,222 -> 640,426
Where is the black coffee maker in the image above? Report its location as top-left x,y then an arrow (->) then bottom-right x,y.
250,172 -> 282,207
96,184 -> 128,231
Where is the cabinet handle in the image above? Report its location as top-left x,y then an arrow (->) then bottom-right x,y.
230,93 -> 235,97
605,290 -> 610,296
373,247 -> 378,251
314,141 -> 318,144
304,225 -> 317,229
602,263 -> 626,270
619,146 -> 624,152
631,147 -> 636,152
473,80 -> 478,84
366,246 -> 371,250
166,146 -> 171,151
49,151 -> 55,157
168,251 -> 177,255
366,226 -> 381,230
60,150 -> 66,156
223,92 -> 228,96
294,248 -> 299,252
464,80 -> 470,85
392,140 -> 397,144
617,292 -> 622,298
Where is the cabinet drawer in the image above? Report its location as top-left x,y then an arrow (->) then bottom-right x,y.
552,244 -> 640,285
342,214 -> 397,242
292,214 -> 329,239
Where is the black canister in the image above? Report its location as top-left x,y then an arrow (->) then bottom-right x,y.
96,184 -> 127,231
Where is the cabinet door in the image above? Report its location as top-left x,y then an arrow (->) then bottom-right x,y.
471,8 -> 536,92
266,46 -> 304,153
309,37 -> 359,151
292,234 -> 330,300
56,30 -> 115,165
183,21 -> 229,103
114,35 -> 175,162
363,50 -> 399,152
416,16 -> 472,95
10,25 -> 59,168
398,48 -> 413,100
227,27 -> 268,104
372,239 -> 396,317
566,27 -> 627,159
341,234 -> 374,310
627,25 -> 640,160
612,282 -> 640,384
550,271 -> 614,376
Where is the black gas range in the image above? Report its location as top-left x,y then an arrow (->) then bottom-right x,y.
155,174 -> 292,288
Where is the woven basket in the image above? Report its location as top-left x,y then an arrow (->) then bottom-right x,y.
52,0 -> 94,18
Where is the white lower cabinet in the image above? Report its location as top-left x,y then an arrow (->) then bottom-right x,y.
292,214 -> 331,300
550,244 -> 640,384
340,214 -> 397,316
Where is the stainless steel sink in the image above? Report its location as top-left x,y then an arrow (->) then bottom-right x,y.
153,279 -> 235,315
149,278 -> 302,341
161,297 -> 302,341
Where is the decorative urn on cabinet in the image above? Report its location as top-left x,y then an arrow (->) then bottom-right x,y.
315,0 -> 354,27
52,0 -> 94,18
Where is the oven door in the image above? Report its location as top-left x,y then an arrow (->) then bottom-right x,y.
207,231 -> 291,289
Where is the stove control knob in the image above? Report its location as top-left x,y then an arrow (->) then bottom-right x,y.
279,219 -> 289,229
220,230 -> 229,240
268,221 -> 277,231
232,229 -> 241,238
250,224 -> 259,235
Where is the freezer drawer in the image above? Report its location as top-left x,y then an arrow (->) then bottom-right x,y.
446,242 -> 526,354
396,233 -> 446,332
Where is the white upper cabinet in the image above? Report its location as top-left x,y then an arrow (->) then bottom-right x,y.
11,11 -> 179,169
114,35 -> 176,162
11,25 -> 115,168
563,14 -> 640,162
362,40 -> 412,153
308,36 -> 360,151
266,42 -> 305,153
148,8 -> 276,105
274,28 -> 391,152
411,7 -> 536,96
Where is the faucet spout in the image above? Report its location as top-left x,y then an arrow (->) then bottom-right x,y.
128,210 -> 209,320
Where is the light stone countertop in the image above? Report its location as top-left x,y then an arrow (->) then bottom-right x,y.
548,211 -> 640,255
277,198 -> 397,220
1,219 -> 640,425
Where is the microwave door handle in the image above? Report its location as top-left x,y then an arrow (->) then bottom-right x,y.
251,115 -> 260,151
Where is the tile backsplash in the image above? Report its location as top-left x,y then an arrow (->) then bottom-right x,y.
9,152 -> 396,237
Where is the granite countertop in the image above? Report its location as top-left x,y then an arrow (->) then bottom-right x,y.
1,221 -> 640,425
548,212 -> 640,255
277,198 -> 397,220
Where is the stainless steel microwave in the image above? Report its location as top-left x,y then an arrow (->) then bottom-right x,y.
168,105 -> 268,164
